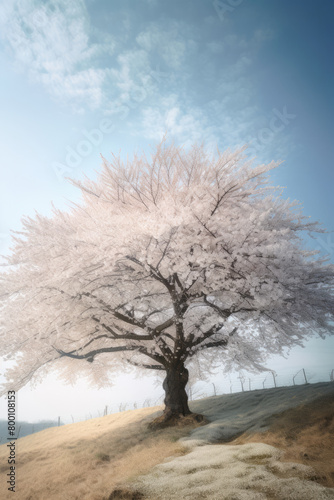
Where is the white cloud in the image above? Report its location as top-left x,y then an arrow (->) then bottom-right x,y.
109,49 -> 152,92
134,23 -> 270,152
0,2 -> 293,161
41,68 -> 106,111
102,48 -> 159,117
139,94 -> 220,149
127,20 -> 293,160
0,0 -> 115,111
136,22 -> 197,70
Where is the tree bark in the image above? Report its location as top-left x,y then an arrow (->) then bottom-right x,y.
162,362 -> 191,419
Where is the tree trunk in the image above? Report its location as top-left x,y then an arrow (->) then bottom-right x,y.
162,362 -> 191,419
149,362 -> 205,428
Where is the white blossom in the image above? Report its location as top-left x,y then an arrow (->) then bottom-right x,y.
0,138 -> 333,393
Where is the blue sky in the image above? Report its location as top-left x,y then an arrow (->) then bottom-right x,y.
0,0 -> 333,422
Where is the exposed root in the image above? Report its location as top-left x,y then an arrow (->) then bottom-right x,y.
108,487 -> 144,499
148,412 -> 206,430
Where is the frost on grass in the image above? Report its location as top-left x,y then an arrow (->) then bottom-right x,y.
133,442 -> 334,500
130,383 -> 334,500
185,381 -> 334,443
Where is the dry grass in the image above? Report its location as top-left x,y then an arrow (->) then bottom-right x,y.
1,390 -> 333,499
0,405 -> 201,500
230,393 -> 334,488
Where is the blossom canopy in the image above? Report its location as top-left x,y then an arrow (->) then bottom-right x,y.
1,139 -> 333,408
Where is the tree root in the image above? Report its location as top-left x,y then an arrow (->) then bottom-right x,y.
108,488 -> 144,499
148,411 -> 206,430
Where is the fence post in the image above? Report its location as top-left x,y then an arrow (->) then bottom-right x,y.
271,372 -> 277,388
238,374 -> 245,392
58,417 -> 60,427
262,374 -> 268,389
293,371 -> 298,385
303,368 -> 308,384
212,383 -> 217,396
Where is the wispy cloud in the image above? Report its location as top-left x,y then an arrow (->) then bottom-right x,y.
133,25 -> 264,149
0,0 -> 115,111
104,49 -> 153,108
134,23 -> 294,160
131,93 -> 219,151
136,22 -> 196,70
0,2 -> 294,159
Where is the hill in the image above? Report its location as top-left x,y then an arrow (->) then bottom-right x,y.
0,420 -> 64,443
0,382 -> 333,499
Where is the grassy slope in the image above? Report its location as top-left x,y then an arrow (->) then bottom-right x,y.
0,384 -> 333,499
231,392 -> 334,487
0,405 -> 200,500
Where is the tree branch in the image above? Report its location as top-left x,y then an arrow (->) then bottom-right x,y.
54,343 -> 167,366
127,359 -> 165,371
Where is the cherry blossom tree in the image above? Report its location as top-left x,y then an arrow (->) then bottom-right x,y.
1,139 -> 333,424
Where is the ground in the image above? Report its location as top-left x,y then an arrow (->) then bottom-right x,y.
0,382 -> 333,500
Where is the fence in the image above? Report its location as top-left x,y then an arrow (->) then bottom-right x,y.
1,366 -> 333,442
188,367 -> 334,401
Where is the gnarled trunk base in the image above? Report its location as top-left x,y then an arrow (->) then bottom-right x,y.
149,411 -> 205,429
149,363 -> 205,429
163,363 -> 191,417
